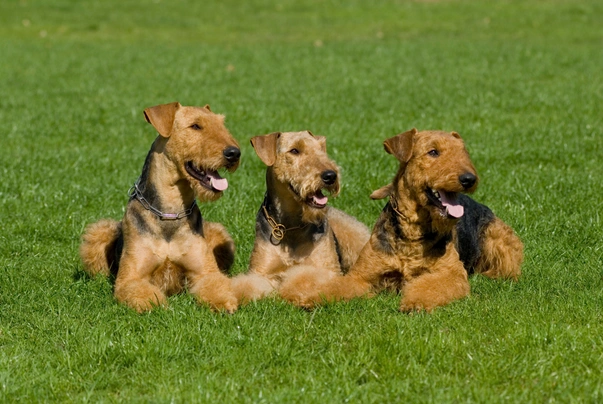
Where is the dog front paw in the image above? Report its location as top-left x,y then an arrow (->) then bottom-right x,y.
279,287 -> 320,309
399,301 -> 427,313
278,266 -> 332,309
210,295 -> 238,314
399,296 -> 443,313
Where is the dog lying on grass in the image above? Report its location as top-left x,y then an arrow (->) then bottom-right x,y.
231,131 -> 370,303
80,102 -> 241,313
280,129 -> 523,312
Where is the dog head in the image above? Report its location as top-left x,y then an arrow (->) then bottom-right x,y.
380,128 -> 478,220
251,131 -> 340,224
144,102 -> 240,202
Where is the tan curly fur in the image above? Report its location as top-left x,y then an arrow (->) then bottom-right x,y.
79,102 -> 241,313
280,129 -> 523,312
231,131 -> 370,303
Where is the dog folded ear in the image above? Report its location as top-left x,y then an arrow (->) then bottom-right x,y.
203,104 -> 212,112
370,184 -> 393,200
314,135 -> 327,152
143,102 -> 181,138
383,128 -> 417,163
303,130 -> 327,152
451,131 -> 461,139
250,132 -> 281,166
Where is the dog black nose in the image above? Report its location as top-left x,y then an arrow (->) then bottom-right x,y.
223,146 -> 241,163
459,172 -> 477,189
321,170 -> 337,185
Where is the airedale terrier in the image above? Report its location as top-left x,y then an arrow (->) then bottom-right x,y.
280,129 -> 523,312
231,131 -> 370,302
79,102 -> 241,313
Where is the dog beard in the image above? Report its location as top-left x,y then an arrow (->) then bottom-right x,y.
429,208 -> 458,235
301,203 -> 329,225
191,181 -> 223,203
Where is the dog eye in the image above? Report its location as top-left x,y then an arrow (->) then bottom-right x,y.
428,149 -> 439,157
190,124 -> 202,130
289,148 -> 299,155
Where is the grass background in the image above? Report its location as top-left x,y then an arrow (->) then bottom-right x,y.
1,0 -> 602,402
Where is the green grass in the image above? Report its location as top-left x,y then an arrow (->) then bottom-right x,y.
1,0 -> 602,402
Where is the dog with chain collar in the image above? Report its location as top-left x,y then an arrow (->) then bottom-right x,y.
231,131 -> 370,303
80,102 -> 240,313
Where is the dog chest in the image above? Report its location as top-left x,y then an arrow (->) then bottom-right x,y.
151,258 -> 185,295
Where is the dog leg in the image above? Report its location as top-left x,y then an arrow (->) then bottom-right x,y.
279,265 -> 337,307
327,208 -> 370,272
203,221 -> 236,274
400,261 -> 470,312
231,273 -> 276,304
280,240 -> 388,308
114,251 -> 167,313
188,271 -> 238,313
475,218 -> 523,280
279,266 -> 373,308
184,245 -> 238,313
231,239 -> 284,303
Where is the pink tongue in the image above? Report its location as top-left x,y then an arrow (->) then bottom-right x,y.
207,172 -> 228,191
313,193 -> 328,206
440,191 -> 464,218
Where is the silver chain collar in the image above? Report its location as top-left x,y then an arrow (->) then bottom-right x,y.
128,179 -> 197,220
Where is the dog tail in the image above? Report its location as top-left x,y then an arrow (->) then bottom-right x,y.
79,219 -> 122,277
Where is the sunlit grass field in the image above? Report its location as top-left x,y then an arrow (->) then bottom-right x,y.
1,0 -> 602,402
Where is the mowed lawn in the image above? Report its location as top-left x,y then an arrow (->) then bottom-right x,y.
1,0 -> 602,402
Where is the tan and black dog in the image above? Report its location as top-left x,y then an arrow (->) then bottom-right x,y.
280,129 -> 523,311
231,131 -> 370,302
80,102 -> 240,313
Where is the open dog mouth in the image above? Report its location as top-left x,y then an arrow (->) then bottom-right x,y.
425,188 -> 464,218
185,161 -> 228,192
306,189 -> 329,209
288,186 -> 330,209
